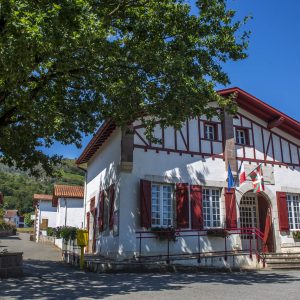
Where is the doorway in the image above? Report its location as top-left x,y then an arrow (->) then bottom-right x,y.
239,192 -> 274,253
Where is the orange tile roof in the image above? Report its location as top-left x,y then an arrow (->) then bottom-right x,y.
33,194 -> 53,201
4,210 -> 19,218
53,185 -> 84,199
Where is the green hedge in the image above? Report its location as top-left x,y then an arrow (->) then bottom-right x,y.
47,226 -> 78,241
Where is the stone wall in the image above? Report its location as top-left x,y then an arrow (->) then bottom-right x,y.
0,252 -> 23,278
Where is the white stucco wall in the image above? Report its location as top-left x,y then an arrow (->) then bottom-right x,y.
85,128 -> 122,254
36,200 -> 57,241
56,198 -> 84,228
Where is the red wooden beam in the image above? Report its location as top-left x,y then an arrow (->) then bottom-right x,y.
267,116 -> 285,129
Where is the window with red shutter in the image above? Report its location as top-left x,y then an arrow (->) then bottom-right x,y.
176,183 -> 189,228
109,184 -> 115,230
277,191 -> 289,231
224,188 -> 237,229
140,179 -> 151,228
98,191 -> 104,232
190,185 -> 203,229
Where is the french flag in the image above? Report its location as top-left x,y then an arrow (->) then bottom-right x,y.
239,161 -> 246,185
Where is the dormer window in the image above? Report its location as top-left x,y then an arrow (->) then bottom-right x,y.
204,123 -> 218,141
236,128 -> 249,145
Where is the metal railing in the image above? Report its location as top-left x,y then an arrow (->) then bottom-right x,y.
136,227 -> 266,267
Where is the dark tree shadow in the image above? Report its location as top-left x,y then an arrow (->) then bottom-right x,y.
0,260 -> 300,299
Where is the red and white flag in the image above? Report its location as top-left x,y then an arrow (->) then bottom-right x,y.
249,164 -> 265,193
239,162 -> 246,185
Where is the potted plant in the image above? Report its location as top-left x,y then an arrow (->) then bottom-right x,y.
151,227 -> 178,242
206,228 -> 230,238
292,231 -> 300,240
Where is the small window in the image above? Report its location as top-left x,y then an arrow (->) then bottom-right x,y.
287,194 -> 300,230
202,188 -> 221,228
204,123 -> 217,140
236,128 -> 248,145
151,184 -> 173,227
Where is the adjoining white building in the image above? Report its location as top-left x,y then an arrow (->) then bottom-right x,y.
52,185 -> 84,229
77,87 -> 300,269
33,194 -> 56,242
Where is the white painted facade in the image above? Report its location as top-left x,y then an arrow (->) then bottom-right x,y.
82,89 -> 300,268
55,198 -> 84,229
35,200 -> 57,242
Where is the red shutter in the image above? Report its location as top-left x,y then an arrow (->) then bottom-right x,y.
214,124 -> 218,141
277,191 -> 289,231
140,179 -> 151,228
225,188 -> 237,229
98,190 -> 105,232
86,212 -> 90,232
109,184 -> 115,230
190,185 -> 203,229
176,183 -> 189,228
245,129 -> 250,146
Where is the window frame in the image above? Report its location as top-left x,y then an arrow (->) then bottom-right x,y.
151,183 -> 174,228
202,187 -> 222,229
235,127 -> 250,146
204,122 -> 218,141
287,193 -> 300,230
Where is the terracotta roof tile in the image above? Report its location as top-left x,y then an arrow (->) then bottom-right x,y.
53,185 -> 84,199
4,210 -> 19,218
33,194 -> 53,201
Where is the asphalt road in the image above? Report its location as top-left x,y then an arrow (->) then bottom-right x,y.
1,233 -> 300,300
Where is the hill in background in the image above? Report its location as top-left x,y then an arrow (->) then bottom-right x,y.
0,159 -> 85,214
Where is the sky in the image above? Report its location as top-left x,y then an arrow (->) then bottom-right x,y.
43,0 -> 300,159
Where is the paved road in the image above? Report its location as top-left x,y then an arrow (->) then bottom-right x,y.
1,234 -> 300,300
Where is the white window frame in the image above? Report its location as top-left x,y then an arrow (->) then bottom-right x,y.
202,188 -> 221,228
287,194 -> 300,230
236,129 -> 246,145
204,124 -> 215,140
151,183 -> 173,228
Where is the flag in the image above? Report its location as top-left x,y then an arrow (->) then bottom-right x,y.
227,163 -> 235,192
239,161 -> 246,185
249,164 -> 265,193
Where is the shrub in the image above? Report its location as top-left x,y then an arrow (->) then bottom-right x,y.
151,227 -> 178,242
0,220 -> 16,234
206,228 -> 229,238
52,226 -> 78,241
292,231 -> 300,239
46,227 -> 55,237
24,213 -> 34,227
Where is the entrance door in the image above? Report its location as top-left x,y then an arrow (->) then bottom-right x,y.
240,194 -> 259,251
240,192 -> 274,253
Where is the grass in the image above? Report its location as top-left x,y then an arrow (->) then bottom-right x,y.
17,227 -> 34,233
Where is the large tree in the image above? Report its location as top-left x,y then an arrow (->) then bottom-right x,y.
0,0 -> 250,175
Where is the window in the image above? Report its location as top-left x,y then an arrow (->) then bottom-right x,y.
202,188 -> 221,228
236,128 -> 248,145
287,194 -> 300,230
204,123 -> 217,140
151,184 -> 173,227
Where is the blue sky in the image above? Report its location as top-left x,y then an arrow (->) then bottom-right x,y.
44,0 -> 300,159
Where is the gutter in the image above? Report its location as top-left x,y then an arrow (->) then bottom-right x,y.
77,165 -> 87,229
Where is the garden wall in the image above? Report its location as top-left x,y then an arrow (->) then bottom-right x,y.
0,252 -> 23,278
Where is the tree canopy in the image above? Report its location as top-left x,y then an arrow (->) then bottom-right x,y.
0,0 -> 250,174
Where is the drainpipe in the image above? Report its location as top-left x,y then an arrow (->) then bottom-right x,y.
64,198 -> 67,226
77,165 -> 87,229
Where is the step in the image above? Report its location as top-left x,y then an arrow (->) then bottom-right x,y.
267,264 -> 300,270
